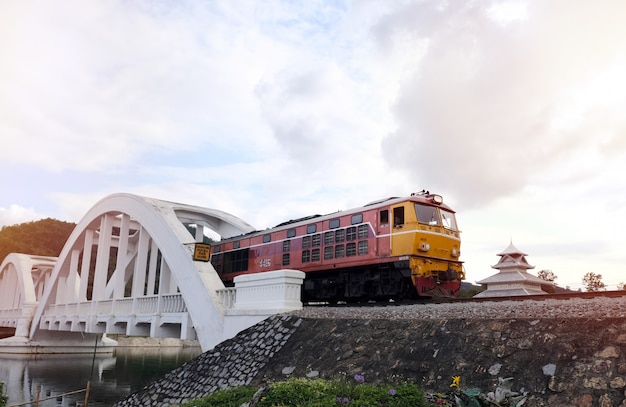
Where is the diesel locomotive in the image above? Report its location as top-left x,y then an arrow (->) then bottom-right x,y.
209,191 -> 464,302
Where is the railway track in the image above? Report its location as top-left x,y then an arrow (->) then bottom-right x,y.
304,289 -> 626,308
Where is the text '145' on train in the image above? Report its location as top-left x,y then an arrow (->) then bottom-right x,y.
209,191 -> 464,302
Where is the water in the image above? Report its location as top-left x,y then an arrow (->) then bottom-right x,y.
0,346 -> 203,406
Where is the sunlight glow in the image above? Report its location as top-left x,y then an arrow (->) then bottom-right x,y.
486,1 -> 528,26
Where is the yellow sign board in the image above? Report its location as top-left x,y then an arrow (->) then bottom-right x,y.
193,243 -> 211,262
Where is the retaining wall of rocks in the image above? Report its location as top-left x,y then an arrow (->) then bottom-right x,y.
113,315 -> 300,407
115,297 -> 626,407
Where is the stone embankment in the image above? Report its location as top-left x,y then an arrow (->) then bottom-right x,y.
115,296 -> 626,407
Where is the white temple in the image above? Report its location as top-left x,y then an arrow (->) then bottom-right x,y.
474,241 -> 552,298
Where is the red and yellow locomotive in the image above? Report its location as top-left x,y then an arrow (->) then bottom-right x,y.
210,191 -> 464,302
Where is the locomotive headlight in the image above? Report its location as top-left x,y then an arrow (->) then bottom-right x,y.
451,248 -> 459,257
431,194 -> 443,204
418,243 -> 430,252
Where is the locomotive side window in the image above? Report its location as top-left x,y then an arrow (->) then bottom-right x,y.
283,240 -> 290,252
223,248 -> 249,273
329,219 -> 340,229
306,224 -> 317,234
346,227 -> 356,241
393,207 -> 404,227
282,253 -> 290,266
234,241 -> 241,249
358,224 -> 368,239
335,245 -> 345,258
324,231 -> 334,245
351,213 -> 363,224
415,204 -> 440,226
346,242 -> 357,256
324,246 -> 333,260
312,248 -> 320,261
335,229 -> 345,243
212,253 -> 223,274
440,209 -> 458,230
287,229 -> 296,238
263,234 -> 271,243
302,250 -> 311,263
312,234 -> 321,247
303,236 -> 311,249
380,210 -> 389,226
358,240 -> 368,255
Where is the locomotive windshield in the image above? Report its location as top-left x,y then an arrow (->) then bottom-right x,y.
414,203 -> 458,231
440,209 -> 458,230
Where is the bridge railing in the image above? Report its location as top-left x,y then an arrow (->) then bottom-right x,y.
0,309 -> 23,318
216,287 -> 236,309
0,308 -> 22,327
159,294 -> 187,313
42,294 -> 188,318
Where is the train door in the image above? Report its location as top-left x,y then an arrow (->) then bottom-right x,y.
377,207 -> 391,257
389,204 -> 408,256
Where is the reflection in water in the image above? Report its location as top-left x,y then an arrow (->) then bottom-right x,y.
0,346 -> 202,406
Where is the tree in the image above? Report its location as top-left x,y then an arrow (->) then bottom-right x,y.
618,282 -> 626,291
0,218 -> 76,263
537,269 -> 557,283
582,272 -> 606,292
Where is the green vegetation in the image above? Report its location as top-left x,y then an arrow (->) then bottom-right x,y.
537,269 -> 557,283
0,218 -> 76,262
180,385 -> 257,407
0,382 -> 7,407
178,375 -> 530,407
179,377 -> 428,407
582,271 -> 606,292
458,283 -> 485,298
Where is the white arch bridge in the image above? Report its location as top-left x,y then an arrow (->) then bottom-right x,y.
0,193 -> 304,353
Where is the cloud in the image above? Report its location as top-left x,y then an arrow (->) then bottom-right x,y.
2,0 -> 625,289
377,0 -> 626,209
0,1 -> 276,172
0,204 -> 46,228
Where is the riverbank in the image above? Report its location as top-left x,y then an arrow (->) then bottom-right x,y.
112,336 -> 200,348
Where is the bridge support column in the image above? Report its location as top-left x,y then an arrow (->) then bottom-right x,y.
222,269 -> 305,341
14,303 -> 36,338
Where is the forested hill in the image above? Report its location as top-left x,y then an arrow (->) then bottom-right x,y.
0,218 -> 76,263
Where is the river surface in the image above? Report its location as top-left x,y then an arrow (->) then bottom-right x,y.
0,346 -> 203,407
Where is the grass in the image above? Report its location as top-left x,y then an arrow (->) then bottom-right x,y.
179,377 -> 429,407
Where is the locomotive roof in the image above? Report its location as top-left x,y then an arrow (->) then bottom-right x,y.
220,193 -> 455,241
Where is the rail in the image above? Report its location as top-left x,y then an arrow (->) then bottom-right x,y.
304,289 -> 626,308
451,289 -> 626,304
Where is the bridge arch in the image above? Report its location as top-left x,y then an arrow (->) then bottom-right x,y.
0,254 -> 57,335
29,193 -> 255,351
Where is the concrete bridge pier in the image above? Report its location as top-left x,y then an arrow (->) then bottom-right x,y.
14,304 -> 36,338
0,330 -> 116,354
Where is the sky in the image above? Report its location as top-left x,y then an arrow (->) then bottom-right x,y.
1,0 -> 625,290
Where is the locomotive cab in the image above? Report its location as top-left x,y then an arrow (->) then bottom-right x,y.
389,193 -> 463,297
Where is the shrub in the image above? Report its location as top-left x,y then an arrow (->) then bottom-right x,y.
0,382 -> 7,407
181,377 -> 428,407
179,386 -> 257,407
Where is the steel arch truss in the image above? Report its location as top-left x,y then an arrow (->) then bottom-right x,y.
28,193 -> 255,351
